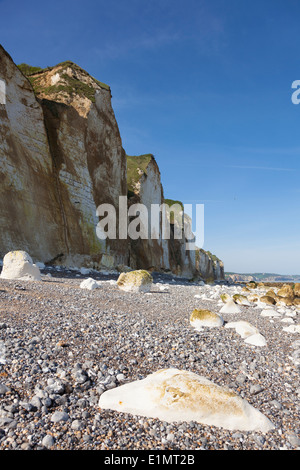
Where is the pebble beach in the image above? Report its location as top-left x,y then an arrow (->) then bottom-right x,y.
0,266 -> 299,452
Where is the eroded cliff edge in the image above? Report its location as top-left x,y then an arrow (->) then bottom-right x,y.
0,45 -> 224,281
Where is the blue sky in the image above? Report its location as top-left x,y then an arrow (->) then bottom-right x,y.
1,0 -> 300,274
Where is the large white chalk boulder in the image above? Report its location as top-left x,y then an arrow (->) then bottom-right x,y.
117,269 -> 153,293
0,251 -> 41,281
98,368 -> 275,432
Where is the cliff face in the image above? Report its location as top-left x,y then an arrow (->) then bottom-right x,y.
126,155 -> 222,280
0,45 -> 224,280
126,154 -> 196,276
32,61 -> 128,268
126,154 -> 167,271
0,47 -> 128,269
0,46 -> 65,262
196,249 -> 224,283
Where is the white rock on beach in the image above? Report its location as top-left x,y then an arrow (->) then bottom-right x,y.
280,317 -> 294,324
225,320 -> 259,339
190,309 -> 224,330
98,368 -> 275,432
220,293 -> 232,303
285,310 -> 296,317
219,300 -> 241,314
0,250 -> 41,281
244,333 -> 267,347
260,308 -> 281,318
283,324 -> 300,334
80,278 -> 101,290
158,284 -> 169,291
233,294 -> 251,306
225,321 -> 266,347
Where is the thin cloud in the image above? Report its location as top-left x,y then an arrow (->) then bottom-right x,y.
228,165 -> 296,172
93,30 -> 182,61
92,2 -> 227,62
228,145 -> 300,157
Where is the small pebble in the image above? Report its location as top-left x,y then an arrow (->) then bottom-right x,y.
50,411 -> 69,423
42,434 -> 55,449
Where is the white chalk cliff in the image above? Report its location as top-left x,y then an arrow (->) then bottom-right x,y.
0,45 -> 224,280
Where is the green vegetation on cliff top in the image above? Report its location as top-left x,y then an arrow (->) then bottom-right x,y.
126,154 -> 153,196
163,199 -> 184,224
195,248 -> 221,264
17,61 -> 110,103
33,74 -> 98,103
163,199 -> 184,210
18,63 -> 44,76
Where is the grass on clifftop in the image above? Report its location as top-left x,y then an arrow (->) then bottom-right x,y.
33,73 -> 98,103
163,199 -> 184,210
163,198 -> 184,224
55,61 -> 110,91
126,154 -> 153,196
17,62 -> 110,102
18,63 -> 45,76
196,248 -> 221,263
